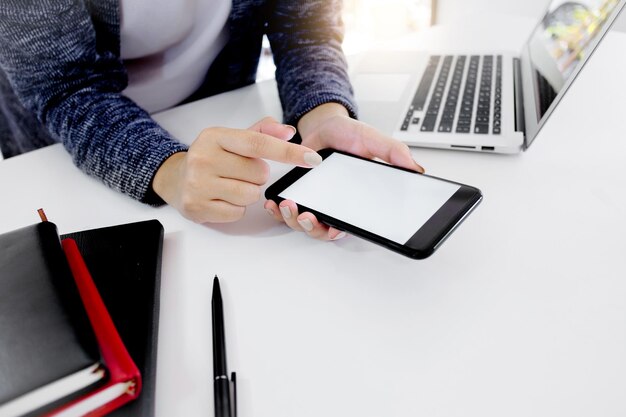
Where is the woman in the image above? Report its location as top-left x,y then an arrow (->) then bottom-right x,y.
0,0 -> 423,240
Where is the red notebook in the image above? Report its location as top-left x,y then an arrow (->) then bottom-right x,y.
45,239 -> 142,417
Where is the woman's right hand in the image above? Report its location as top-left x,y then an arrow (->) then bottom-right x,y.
152,117 -> 322,224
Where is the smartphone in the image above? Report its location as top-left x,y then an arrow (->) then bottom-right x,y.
265,149 -> 482,259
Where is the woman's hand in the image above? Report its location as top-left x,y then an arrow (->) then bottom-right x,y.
152,117 -> 322,224
264,103 -> 425,240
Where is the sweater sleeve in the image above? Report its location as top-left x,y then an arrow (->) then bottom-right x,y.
266,0 -> 358,127
0,0 -> 188,205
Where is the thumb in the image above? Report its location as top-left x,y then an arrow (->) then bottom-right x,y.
388,142 -> 425,173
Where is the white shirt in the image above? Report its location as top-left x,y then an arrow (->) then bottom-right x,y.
120,0 -> 231,113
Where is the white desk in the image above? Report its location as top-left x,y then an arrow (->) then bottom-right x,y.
2,19 -> 626,417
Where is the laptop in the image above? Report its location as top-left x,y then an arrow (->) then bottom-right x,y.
350,0 -> 626,153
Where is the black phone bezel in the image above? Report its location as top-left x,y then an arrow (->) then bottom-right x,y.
264,149 -> 482,259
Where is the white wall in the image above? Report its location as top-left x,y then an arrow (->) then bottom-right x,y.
436,0 -> 626,33
435,0 -> 549,25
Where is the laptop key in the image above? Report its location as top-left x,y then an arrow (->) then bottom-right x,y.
438,123 -> 453,132
474,124 -> 489,134
421,115 -> 437,132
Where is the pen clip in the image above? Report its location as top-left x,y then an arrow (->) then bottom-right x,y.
230,372 -> 237,417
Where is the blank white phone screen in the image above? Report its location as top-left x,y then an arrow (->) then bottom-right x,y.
279,153 -> 461,244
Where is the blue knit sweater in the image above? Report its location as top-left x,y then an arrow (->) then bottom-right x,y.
0,0 -> 357,205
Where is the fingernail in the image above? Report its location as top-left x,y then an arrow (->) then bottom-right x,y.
304,152 -> 322,167
285,125 -> 297,138
297,218 -> 313,232
331,231 -> 347,240
279,205 -> 292,219
414,160 -> 425,173
266,207 -> 275,217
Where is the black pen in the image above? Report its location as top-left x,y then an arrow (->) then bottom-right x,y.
212,276 -> 237,417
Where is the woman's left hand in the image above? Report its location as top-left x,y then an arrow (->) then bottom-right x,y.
264,103 -> 425,241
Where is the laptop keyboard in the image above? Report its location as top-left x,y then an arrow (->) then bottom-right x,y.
401,54 -> 503,135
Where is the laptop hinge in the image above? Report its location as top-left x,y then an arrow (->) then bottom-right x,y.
513,57 -> 525,135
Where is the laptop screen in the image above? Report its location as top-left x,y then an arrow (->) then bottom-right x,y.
528,0 -> 621,120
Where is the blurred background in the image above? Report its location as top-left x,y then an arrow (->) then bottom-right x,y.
256,0 -> 562,81
341,0 -> 435,54
257,0 -> 436,80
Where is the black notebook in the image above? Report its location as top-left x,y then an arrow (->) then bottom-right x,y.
62,219 -> 164,417
0,222 -> 105,416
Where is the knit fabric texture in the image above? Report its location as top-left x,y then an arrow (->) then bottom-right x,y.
0,0 -> 357,205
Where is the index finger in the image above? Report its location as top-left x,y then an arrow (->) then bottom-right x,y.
218,130 -> 322,167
